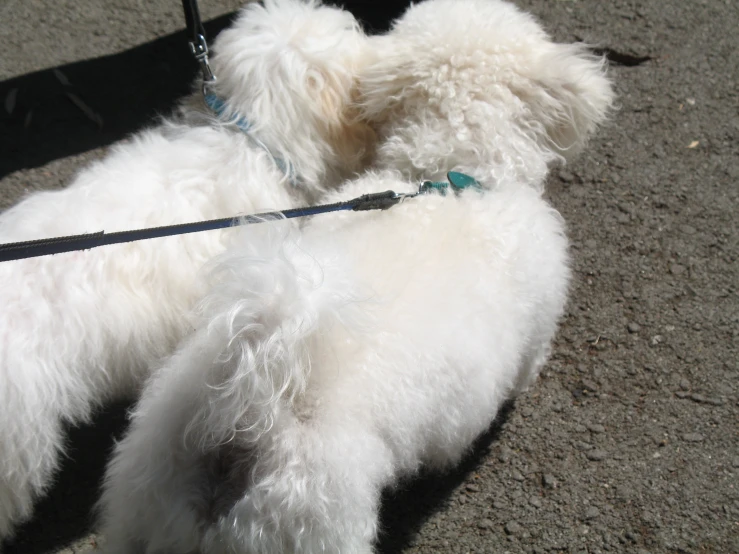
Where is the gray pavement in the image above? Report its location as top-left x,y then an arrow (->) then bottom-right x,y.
1,0 -> 737,552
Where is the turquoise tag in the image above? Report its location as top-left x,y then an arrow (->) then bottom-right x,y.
418,172 -> 482,196
447,171 -> 481,190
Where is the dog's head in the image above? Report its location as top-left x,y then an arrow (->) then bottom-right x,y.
359,0 -> 614,187
209,0 -> 375,193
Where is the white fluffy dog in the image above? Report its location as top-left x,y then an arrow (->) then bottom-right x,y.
99,0 -> 613,552
0,0 -> 373,542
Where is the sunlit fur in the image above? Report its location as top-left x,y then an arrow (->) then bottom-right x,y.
99,0 -> 613,552
0,0 -> 374,543
361,0 -> 613,188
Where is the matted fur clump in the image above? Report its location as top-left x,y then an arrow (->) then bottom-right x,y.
98,0 -> 613,552
0,0 -> 373,543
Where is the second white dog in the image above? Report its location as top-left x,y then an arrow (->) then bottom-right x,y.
98,0 -> 613,552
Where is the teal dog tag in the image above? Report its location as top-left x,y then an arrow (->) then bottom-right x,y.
447,171 -> 481,190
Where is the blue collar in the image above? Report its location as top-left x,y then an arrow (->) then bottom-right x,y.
204,93 -> 297,186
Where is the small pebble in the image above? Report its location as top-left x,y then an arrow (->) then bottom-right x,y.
542,474 -> 558,488
616,486 -> 634,500
559,170 -> 575,183
505,521 -> 523,535
670,263 -> 686,275
477,518 -> 494,530
530,496 -> 543,508
466,484 -> 480,493
511,470 -> 525,482
675,391 -> 690,399
627,322 -> 641,333
586,449 -> 608,461
688,393 -> 725,406
493,500 -> 506,510
705,397 -> 725,406
587,423 -> 606,434
582,379 -> 599,392
679,378 -> 691,390
584,507 -> 600,520
682,433 -> 704,442
498,446 -> 513,463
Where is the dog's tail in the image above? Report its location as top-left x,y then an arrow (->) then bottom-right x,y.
184,219 -> 361,451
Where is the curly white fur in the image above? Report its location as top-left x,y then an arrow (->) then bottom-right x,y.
361,0 -> 613,187
98,0 -> 614,552
0,0 -> 373,543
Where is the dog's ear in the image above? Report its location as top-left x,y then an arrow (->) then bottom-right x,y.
516,43 -> 614,159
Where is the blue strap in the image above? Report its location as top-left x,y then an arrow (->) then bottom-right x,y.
204,93 -> 297,185
204,93 -> 251,133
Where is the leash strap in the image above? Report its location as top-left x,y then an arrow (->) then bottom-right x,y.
181,0 -> 206,47
0,173 -> 482,263
0,191 -> 406,263
182,0 -> 216,88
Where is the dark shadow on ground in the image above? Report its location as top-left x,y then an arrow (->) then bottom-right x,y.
376,401 -> 514,554
2,400 -> 513,553
1,400 -> 133,554
0,1 -> 410,180
0,15 -> 235,180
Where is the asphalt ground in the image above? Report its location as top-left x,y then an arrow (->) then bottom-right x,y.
0,0 -> 737,552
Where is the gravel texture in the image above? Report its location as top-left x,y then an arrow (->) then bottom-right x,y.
1,0 -> 737,552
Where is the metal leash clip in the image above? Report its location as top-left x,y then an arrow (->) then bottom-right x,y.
189,34 -> 216,93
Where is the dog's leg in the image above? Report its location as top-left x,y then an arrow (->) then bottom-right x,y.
0,403 -> 64,542
0,268 -> 192,544
100,429 -> 205,554
97,338 -> 221,554
203,409 -> 392,554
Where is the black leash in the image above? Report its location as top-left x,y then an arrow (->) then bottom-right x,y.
0,191 -> 408,263
181,0 -> 216,89
181,0 -> 206,44
0,4 -> 414,264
